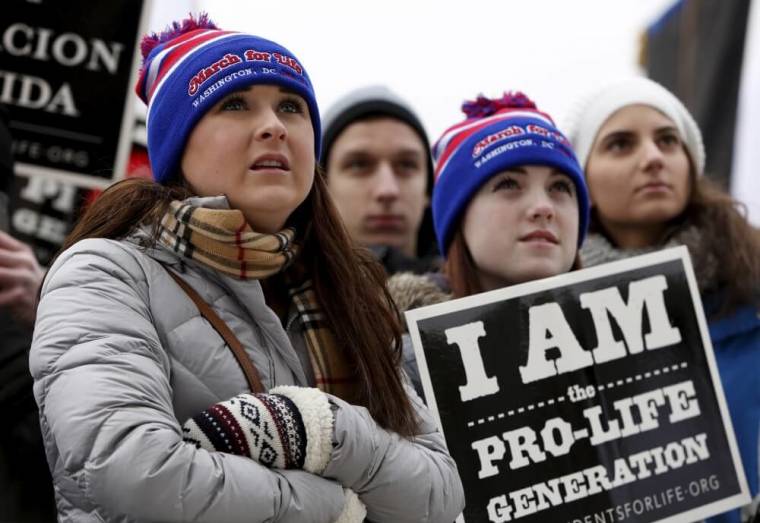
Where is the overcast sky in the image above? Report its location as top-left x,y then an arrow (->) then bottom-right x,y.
150,0 -> 675,140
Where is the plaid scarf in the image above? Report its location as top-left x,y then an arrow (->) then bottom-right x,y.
158,200 -> 298,279
288,279 -> 359,402
159,200 -> 359,400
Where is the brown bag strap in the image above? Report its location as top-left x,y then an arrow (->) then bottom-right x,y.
161,264 -> 265,393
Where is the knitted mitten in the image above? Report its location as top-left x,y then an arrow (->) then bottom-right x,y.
335,488 -> 367,523
182,385 -> 333,473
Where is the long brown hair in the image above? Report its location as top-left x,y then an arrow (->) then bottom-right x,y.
443,230 -> 484,298
589,173 -> 760,312
52,172 -> 419,437
677,175 -> 759,309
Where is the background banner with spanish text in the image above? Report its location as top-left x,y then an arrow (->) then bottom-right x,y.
2,0 -> 151,188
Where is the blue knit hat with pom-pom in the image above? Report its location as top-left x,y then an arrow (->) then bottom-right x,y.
431,92 -> 589,254
135,14 -> 320,184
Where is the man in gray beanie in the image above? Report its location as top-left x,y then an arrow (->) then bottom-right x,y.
321,85 -> 439,275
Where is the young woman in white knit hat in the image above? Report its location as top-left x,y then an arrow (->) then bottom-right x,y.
564,76 -> 760,523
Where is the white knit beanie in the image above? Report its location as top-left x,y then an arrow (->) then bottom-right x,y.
562,77 -> 706,176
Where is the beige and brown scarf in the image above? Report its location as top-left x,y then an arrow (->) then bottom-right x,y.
158,200 -> 358,399
159,200 -> 298,280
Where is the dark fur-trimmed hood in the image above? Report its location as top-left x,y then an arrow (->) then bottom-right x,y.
388,272 -> 452,332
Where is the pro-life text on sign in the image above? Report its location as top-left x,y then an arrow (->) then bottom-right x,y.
406,247 -> 749,523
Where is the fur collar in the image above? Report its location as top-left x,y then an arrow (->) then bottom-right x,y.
580,226 -> 719,293
387,272 -> 452,332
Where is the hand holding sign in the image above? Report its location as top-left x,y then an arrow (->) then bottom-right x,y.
0,230 -> 44,326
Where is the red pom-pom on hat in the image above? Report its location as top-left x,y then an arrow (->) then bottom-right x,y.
140,12 -> 219,61
461,91 -> 537,119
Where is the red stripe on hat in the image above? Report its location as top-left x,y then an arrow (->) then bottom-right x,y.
434,118 -> 508,179
148,30 -> 236,101
433,109 -> 557,180
144,29 -> 219,99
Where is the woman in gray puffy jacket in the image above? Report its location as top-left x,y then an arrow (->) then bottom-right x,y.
30,14 -> 463,523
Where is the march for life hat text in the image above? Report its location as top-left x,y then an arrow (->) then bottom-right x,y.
189,50 -> 304,108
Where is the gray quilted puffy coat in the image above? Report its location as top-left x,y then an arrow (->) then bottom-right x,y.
30,225 -> 464,522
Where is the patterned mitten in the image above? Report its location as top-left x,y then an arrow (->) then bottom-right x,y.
335,488 -> 367,523
183,385 -> 333,473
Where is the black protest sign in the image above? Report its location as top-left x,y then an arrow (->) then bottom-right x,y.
7,143 -> 150,265
406,247 -> 749,523
9,173 -> 85,265
1,0 -> 150,188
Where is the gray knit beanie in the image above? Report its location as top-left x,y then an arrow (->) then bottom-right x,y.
320,85 -> 438,257
320,85 -> 433,188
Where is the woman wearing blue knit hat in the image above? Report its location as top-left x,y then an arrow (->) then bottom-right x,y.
30,14 -> 463,522
389,92 -> 590,394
